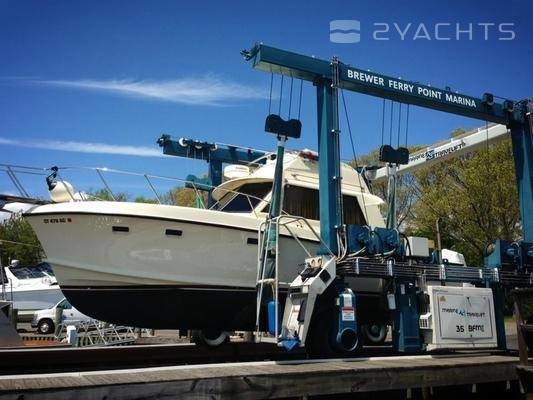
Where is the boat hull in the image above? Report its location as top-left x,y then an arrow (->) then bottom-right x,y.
60,284 -> 386,330
25,202 -> 385,329
4,287 -> 63,312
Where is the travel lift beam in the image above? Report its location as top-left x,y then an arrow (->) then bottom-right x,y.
368,123 -> 509,183
157,135 -> 268,206
244,43 -> 533,355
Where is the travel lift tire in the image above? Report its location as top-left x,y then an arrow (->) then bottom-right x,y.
305,293 -> 362,358
362,324 -> 388,345
191,329 -> 231,347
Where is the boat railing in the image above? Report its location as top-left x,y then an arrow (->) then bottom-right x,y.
0,278 -> 14,304
255,214 -> 333,342
0,163 -> 274,216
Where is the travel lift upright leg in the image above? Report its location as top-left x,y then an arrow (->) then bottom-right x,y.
277,71 -> 361,355
383,162 -> 422,352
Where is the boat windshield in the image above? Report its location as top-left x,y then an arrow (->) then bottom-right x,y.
36,263 -> 55,277
217,182 -> 272,213
9,267 -> 47,280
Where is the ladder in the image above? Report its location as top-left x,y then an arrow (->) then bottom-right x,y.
255,215 -> 338,349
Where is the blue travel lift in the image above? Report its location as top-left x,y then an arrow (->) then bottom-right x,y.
157,135 -> 268,206
244,44 -> 533,356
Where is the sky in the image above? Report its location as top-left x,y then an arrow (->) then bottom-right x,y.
0,0 -> 531,200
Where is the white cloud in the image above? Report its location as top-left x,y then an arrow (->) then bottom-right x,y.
0,137 -> 164,157
26,75 -> 267,106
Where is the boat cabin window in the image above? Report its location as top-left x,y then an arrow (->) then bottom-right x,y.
218,182 -> 272,213
283,185 -> 366,225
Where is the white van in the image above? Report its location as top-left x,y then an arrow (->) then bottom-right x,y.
31,298 -> 91,334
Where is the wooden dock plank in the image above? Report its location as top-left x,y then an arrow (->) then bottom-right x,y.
0,354 -> 520,400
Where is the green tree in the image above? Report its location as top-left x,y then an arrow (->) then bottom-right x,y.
410,137 -> 520,266
0,214 -> 43,266
86,188 -> 129,202
134,196 -> 158,204
355,128 -> 520,267
161,186 -> 206,208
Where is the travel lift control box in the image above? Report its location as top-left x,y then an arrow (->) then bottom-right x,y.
419,286 -> 497,351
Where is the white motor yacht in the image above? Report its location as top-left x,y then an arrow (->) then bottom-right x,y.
1,262 -> 63,319
24,151 -> 387,331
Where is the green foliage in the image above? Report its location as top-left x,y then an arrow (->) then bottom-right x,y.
0,214 -> 43,266
161,187 -> 206,208
134,196 -> 158,204
411,137 -> 520,266
355,128 -> 520,267
86,188 -> 129,201
84,186 -> 205,207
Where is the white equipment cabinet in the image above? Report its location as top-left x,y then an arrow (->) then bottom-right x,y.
420,285 -> 497,351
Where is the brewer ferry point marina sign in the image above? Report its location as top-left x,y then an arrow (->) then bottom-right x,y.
345,68 -> 477,108
340,65 -> 506,122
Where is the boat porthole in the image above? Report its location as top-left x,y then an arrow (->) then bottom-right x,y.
165,229 -> 183,237
112,226 -> 129,233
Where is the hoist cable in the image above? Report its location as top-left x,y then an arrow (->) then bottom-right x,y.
340,89 -> 370,224
484,120 -> 493,232
389,101 -> 394,145
397,103 -> 402,147
297,79 -> 303,120
268,73 -> 273,115
288,77 -> 294,118
380,99 -> 386,147
278,75 -> 284,116
405,104 -> 410,147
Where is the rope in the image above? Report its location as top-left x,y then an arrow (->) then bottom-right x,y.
380,99 -> 386,147
397,103 -> 402,147
297,79 -> 303,120
405,104 -> 410,147
389,101 -> 394,145
288,77 -> 294,118
268,73 -> 273,115
278,75 -> 284,116
484,121 -> 493,233
340,89 -> 370,225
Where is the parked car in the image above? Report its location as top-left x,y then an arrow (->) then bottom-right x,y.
31,297 -> 91,334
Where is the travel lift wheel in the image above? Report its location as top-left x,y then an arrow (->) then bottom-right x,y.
191,329 -> 231,347
305,294 -> 362,358
362,324 -> 388,345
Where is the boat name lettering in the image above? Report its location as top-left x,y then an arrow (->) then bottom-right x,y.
43,218 -> 72,224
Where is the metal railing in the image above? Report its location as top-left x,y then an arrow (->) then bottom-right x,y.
0,163 -> 274,216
